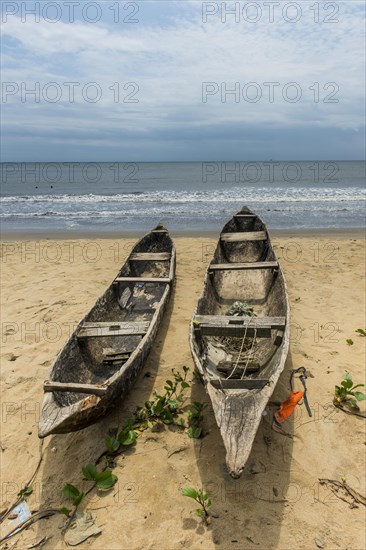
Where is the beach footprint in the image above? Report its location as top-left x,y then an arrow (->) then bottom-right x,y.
4,353 -> 19,362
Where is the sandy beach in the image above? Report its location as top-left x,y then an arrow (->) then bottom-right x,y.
1,232 -> 365,550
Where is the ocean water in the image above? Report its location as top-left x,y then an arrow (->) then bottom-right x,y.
0,161 -> 365,234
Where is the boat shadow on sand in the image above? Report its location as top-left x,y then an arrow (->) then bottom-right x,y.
186,351 -> 296,547
36,285 -> 177,541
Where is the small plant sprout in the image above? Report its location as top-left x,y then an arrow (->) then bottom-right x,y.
346,339 -> 354,346
355,328 -> 366,337
334,372 -> 366,411
187,402 -> 204,439
61,464 -> 117,518
182,487 -> 212,524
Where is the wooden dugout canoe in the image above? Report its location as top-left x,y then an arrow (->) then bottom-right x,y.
39,225 -> 175,438
190,207 -> 290,477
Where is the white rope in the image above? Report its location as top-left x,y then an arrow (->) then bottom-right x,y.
240,324 -> 257,380
226,313 -> 257,380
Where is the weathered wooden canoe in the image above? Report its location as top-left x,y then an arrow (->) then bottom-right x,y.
39,225 -> 175,438
190,207 -> 290,477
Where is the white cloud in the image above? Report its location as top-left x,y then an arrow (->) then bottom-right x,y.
1,1 -> 365,158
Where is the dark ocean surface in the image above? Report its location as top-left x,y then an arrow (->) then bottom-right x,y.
1,161 -> 365,233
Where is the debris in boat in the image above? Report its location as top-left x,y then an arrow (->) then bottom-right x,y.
217,361 -> 260,377
63,512 -> 102,546
118,287 -> 131,308
226,301 -> 256,317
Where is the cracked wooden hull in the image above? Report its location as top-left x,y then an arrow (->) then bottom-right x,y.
39,226 -> 175,438
190,207 -> 290,477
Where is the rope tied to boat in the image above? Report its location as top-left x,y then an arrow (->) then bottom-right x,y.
226,312 -> 257,380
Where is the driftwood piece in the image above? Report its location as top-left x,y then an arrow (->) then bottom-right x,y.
118,287 -> 131,308
319,478 -> 366,507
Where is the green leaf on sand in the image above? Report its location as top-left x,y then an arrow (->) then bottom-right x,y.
353,391 -> 366,401
63,484 -> 80,500
82,463 -> 98,481
182,487 -> 198,499
188,427 -> 202,439
95,471 -> 117,490
105,436 -> 120,453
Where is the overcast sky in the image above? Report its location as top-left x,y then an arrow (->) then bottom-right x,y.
1,0 -> 365,161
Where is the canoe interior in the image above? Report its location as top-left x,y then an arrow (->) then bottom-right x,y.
52,231 -> 173,407
193,209 -> 287,384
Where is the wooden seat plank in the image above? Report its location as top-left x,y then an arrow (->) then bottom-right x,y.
130,252 -> 171,261
44,381 -> 107,395
193,315 -> 285,338
194,315 -> 285,327
221,231 -> 267,242
209,261 -> 278,271
210,379 -> 270,390
114,277 -> 171,284
77,321 -> 149,338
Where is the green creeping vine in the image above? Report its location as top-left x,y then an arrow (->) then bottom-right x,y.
182,487 -> 212,524
103,367 -> 204,459
61,367 -> 204,521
